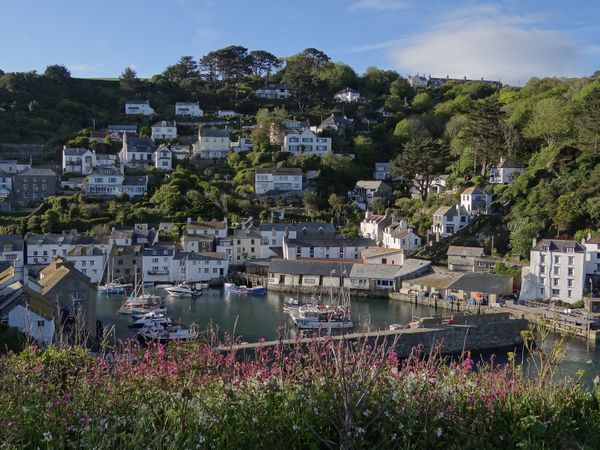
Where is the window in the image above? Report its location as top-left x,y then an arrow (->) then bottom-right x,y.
568,290 -> 572,298
553,266 -> 559,275
552,289 -> 560,296
37,320 -> 45,327
567,279 -> 573,287
539,265 -> 545,274
540,254 -> 546,263
568,256 -> 574,266
553,278 -> 559,286
554,255 -> 560,264
568,268 -> 574,276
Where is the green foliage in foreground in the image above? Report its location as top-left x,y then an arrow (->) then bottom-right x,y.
1,332 -> 600,449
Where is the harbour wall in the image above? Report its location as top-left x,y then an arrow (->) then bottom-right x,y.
217,312 -> 528,358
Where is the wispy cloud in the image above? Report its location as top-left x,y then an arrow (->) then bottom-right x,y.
345,39 -> 399,54
349,0 -> 410,12
389,5 -> 583,84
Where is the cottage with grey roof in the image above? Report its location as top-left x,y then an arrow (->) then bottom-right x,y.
460,187 -> 493,215
192,127 -> 231,159
334,87 -> 361,103
282,236 -> 376,261
432,204 -> 471,238
151,120 -> 177,141
125,100 -> 154,116
348,180 -> 393,210
255,167 -> 303,195
316,113 -> 354,134
256,83 -> 292,99
489,157 -> 525,184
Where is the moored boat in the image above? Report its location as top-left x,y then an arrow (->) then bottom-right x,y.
165,282 -> 203,297
137,323 -> 198,343
224,283 -> 266,295
290,304 -> 354,330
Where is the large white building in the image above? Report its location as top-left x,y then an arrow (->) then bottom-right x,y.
432,205 -> 471,238
125,100 -> 154,116
255,168 -> 303,195
334,87 -> 361,103
527,239 -> 586,304
151,121 -> 177,141
282,129 -> 331,155
84,169 -> 148,198
25,230 -> 108,266
460,187 -> 493,215
175,102 -> 204,117
62,147 -> 96,175
256,83 -> 292,99
360,211 -> 392,244
119,133 -> 156,168
185,218 -> 228,240
282,236 -> 376,261
142,246 -> 229,283
65,245 -> 107,284
192,128 -> 231,159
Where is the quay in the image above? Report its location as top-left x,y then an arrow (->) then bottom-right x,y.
216,312 -> 528,358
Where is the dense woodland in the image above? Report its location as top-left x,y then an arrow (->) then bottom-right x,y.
0,46 -> 599,260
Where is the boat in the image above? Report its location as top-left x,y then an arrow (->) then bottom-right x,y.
155,283 -> 174,290
98,254 -> 131,295
165,282 -> 203,298
224,282 -> 266,295
118,267 -> 161,314
290,304 -> 354,329
131,309 -> 168,320
137,323 -> 198,343
129,315 -> 172,329
283,296 -> 317,312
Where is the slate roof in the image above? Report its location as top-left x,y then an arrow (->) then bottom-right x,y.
16,168 -> 57,177
532,239 -> 585,253
447,246 -> 485,257
173,251 -> 228,261
152,120 -> 175,128
123,175 -> 148,186
107,124 -> 138,132
125,136 -> 155,153
259,222 -> 336,234
448,272 -> 512,295
361,247 -> 405,258
233,228 -> 262,239
0,234 -> 24,252
66,245 -> 104,257
268,259 -> 353,276
143,245 -> 175,257
320,113 -> 354,128
186,220 -> 227,231
354,180 -> 386,191
433,205 -> 469,218
255,167 -> 302,176
0,160 -> 17,165
27,231 -> 99,246
285,237 -> 376,248
37,259 -> 94,294
461,186 -> 492,196
63,147 -> 91,156
497,158 -> 524,169
199,128 -> 230,138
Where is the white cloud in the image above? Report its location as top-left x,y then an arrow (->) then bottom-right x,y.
389,6 -> 583,85
346,39 -> 400,53
349,0 -> 409,12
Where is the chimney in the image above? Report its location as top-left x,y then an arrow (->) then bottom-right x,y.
532,238 -> 537,248
187,217 -> 192,224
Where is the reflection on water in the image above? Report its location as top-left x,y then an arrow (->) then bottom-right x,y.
96,287 -> 600,385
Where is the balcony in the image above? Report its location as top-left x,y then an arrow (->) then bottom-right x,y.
147,269 -> 169,275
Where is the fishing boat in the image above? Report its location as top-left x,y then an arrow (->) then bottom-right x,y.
290,304 -> 353,329
137,323 -> 198,343
129,314 -> 172,329
283,296 -> 317,312
165,282 -> 203,298
224,282 -> 266,295
98,254 -> 131,295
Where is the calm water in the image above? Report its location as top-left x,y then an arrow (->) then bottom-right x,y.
96,287 -> 600,384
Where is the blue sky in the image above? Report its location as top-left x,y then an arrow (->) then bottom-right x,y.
1,0 -> 598,84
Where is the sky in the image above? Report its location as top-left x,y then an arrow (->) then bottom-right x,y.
1,0 -> 599,85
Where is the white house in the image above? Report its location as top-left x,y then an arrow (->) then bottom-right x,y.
5,284 -> 55,346
84,170 -> 147,198
348,180 -> 393,210
217,110 -> 236,117
0,235 -> 25,280
185,217 -> 228,240
256,83 -> 292,99
489,157 -> 525,184
334,87 -> 361,103
230,137 -> 254,153
151,121 -> 177,141
175,251 -> 229,282
175,102 -> 204,117
282,128 -> 331,155
125,100 -> 154,116
62,147 -> 96,175
382,221 -> 422,253
119,133 -> 156,168
232,228 -> 263,264
143,245 -> 175,284
95,154 -> 119,171
408,74 -> 428,91
192,128 -> 231,159
282,236 -> 376,261
432,205 -> 471,238
361,247 -> 405,266
25,230 -> 107,266
584,235 -> 600,279
373,162 -> 392,180
527,239 -> 586,303
255,168 -> 303,195
460,187 -> 493,215
153,145 -> 173,171
0,160 -> 31,175
360,211 -> 392,244
65,245 -> 107,284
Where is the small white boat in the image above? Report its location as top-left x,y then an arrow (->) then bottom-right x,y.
98,282 -> 131,295
165,282 -> 203,297
155,283 -> 174,290
224,282 -> 266,295
129,315 -> 171,329
137,323 -> 198,343
290,304 -> 353,330
131,309 -> 167,320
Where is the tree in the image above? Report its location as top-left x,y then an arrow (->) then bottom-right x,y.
249,50 -> 281,82
393,116 -> 430,142
200,46 -> 251,82
303,190 -> 320,218
162,56 -> 199,83
411,92 -> 433,113
523,97 -> 572,147
319,62 -> 357,93
251,107 -> 287,147
385,78 -> 414,112
43,64 -> 70,82
361,66 -> 399,99
553,193 -> 581,235
328,193 -> 345,225
462,97 -> 507,176
573,80 -> 600,152
119,67 -> 139,92
391,137 -> 451,200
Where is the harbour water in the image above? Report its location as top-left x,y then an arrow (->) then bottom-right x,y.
96,287 -> 600,385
